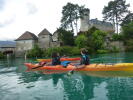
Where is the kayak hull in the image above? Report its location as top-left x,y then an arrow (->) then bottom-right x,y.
37,57 -> 81,62
24,63 -> 133,71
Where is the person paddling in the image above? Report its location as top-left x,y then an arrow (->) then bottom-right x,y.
79,48 -> 90,67
67,48 -> 90,75
51,52 -> 61,65
33,52 -> 61,69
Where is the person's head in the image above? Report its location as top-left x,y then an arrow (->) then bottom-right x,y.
80,48 -> 88,55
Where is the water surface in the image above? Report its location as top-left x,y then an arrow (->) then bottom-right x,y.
0,52 -> 133,100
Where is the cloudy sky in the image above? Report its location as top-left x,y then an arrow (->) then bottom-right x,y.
0,0 -> 133,40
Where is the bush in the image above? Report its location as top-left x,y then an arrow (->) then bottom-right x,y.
109,46 -> 120,53
125,39 -> 133,51
75,35 -> 88,48
112,34 -> 123,41
97,49 -> 109,54
27,44 -> 43,58
0,52 -> 5,59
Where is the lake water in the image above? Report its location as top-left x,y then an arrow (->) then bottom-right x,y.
0,52 -> 133,100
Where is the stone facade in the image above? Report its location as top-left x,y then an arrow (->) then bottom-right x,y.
15,31 -> 38,57
15,29 -> 60,57
80,9 -> 115,33
38,29 -> 53,49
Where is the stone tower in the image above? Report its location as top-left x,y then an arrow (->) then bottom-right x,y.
80,9 -> 90,32
38,28 -> 52,49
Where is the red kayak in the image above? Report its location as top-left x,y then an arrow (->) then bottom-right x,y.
37,57 -> 80,62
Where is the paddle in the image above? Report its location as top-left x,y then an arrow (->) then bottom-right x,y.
67,64 -> 86,76
32,62 -> 47,69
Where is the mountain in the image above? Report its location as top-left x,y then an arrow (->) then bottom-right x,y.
0,41 -> 16,47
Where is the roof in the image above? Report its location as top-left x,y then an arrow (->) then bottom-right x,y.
38,28 -> 52,36
15,31 -> 38,41
89,19 -> 113,26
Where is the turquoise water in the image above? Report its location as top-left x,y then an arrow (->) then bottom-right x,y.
0,52 -> 133,100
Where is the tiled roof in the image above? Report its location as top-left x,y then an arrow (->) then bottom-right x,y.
15,31 -> 38,41
90,19 -> 113,26
38,28 -> 51,36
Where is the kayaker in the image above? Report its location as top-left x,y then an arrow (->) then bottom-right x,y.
62,48 -> 90,69
80,48 -> 90,66
51,52 -> 61,65
67,48 -> 90,75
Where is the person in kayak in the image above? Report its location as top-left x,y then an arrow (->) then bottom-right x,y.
80,48 -> 90,66
66,48 -> 90,75
34,52 -> 61,69
51,52 -> 61,65
62,48 -> 90,69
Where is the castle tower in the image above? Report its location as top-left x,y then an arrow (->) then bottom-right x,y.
80,9 -> 90,32
38,28 -> 52,49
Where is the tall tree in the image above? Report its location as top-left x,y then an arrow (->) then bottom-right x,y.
122,21 -> 133,39
121,12 -> 133,26
61,2 -> 88,33
102,0 -> 130,33
57,28 -> 74,46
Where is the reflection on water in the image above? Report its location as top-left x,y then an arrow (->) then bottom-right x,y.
0,52 -> 133,100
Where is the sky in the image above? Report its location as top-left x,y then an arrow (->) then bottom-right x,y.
0,0 -> 133,40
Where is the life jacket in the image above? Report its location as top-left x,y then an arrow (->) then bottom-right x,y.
80,54 -> 90,65
61,61 -> 71,68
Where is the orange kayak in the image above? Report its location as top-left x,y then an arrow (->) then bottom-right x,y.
37,57 -> 80,62
24,63 -> 133,71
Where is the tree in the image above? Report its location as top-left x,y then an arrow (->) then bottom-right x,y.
57,28 -> 74,46
122,21 -> 133,39
61,2 -> 88,33
121,12 -> 133,26
92,30 -> 107,50
102,0 -> 130,33
75,35 -> 88,48
122,21 -> 133,51
0,52 -> 5,59
27,44 -> 43,58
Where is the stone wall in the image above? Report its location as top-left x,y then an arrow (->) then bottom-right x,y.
108,41 -> 125,51
38,35 -> 52,49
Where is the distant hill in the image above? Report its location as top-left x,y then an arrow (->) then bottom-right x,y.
0,41 -> 16,47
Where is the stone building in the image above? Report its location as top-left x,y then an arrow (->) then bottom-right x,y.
51,31 -> 61,47
38,28 -> 52,49
15,31 -> 38,57
15,29 -> 60,57
38,28 -> 60,49
80,9 -> 115,33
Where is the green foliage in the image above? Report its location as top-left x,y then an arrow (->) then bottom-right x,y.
75,35 -> 88,48
0,52 -> 5,59
61,2 -> 88,33
92,30 -> 107,50
97,49 -> 109,54
122,22 -> 133,51
125,39 -> 133,51
102,0 -> 130,33
121,13 -> 133,26
122,21 -> 133,39
109,46 -> 120,52
57,28 -> 74,46
112,34 -> 124,41
43,46 -> 80,57
27,44 -> 43,58
44,47 -> 62,57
